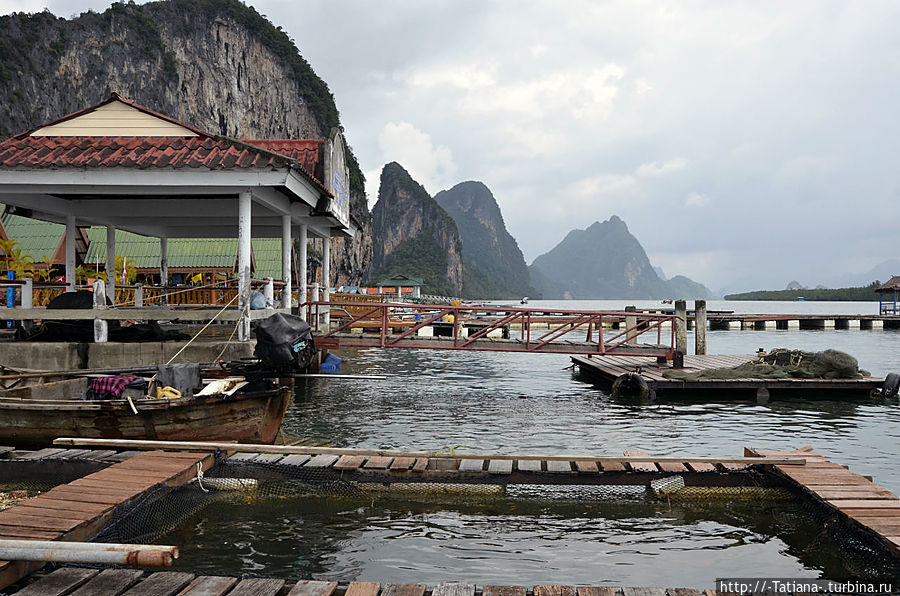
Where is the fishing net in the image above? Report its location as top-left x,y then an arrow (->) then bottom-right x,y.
663,348 -> 869,381
87,453 -> 794,545
77,453 -> 900,582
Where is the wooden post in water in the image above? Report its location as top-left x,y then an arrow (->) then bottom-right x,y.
695,299 -> 707,355
674,300 -> 687,356
625,305 -> 637,344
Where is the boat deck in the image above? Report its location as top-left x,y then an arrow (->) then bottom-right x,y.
571,354 -> 883,398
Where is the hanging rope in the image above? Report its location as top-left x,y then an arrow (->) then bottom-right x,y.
165,293 -> 240,365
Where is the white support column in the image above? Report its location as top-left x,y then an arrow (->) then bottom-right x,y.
159,236 -> 168,305
298,224 -> 307,319
264,277 -> 274,308
237,191 -> 252,341
65,215 -> 76,292
281,215 -> 292,309
105,225 -> 116,305
21,278 -> 33,332
322,235 -> 331,327
93,280 -> 108,343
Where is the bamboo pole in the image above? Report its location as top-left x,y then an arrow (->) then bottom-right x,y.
50,438 -> 806,465
0,540 -> 177,567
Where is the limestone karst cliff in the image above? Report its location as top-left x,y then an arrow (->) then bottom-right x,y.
0,0 -> 370,284
369,163 -> 464,296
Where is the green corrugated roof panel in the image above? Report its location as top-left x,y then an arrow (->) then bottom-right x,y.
83,228 -> 284,279
1,213 -> 64,262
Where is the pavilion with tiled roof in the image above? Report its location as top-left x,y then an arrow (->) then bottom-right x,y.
0,93 -> 353,339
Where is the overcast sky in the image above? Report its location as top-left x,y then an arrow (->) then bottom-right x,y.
3,0 -> 899,292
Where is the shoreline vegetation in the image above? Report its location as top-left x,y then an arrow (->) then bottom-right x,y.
724,282 -> 880,301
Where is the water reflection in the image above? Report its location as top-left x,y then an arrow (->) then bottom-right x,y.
166,493 -> 900,586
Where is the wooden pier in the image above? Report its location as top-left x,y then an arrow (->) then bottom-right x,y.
4,443 -> 900,594
750,446 -> 900,558
571,354 -> 883,399
0,450 -> 214,589
8,571 -> 726,596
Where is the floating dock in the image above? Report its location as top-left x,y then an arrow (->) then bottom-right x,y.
571,354 -> 883,399
2,442 -> 899,594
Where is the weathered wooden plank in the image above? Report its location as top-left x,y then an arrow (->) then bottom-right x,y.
621,589 -> 666,596
411,458 -> 429,472
432,584 -> 476,596
253,453 -> 285,464
12,567 -> 100,596
623,450 -> 656,473
280,454 -> 312,467
0,526 -> 61,539
120,572 -> 195,596
304,454 -> 340,468
534,586 -> 575,596
576,588 -> 614,596
344,582 -> 380,596
226,452 -> 259,462
102,451 -> 144,462
333,455 -> 366,471
390,457 -> 416,471
813,488 -> 896,500
716,462 -> 749,472
364,456 -> 394,470
574,461 -> 600,474
685,462 -> 717,472
488,459 -> 513,474
516,460 -> 542,473
458,459 -> 484,473
482,587 -> 525,596
286,580 -> 339,596
598,460 -> 626,472
50,449 -> 97,460
380,583 -> 426,596
227,577 -> 286,596
657,462 -> 688,473
546,460 -> 573,473
0,446 -> 13,458
0,512 -> 84,532
18,448 -> 68,460
667,589 -> 703,596
176,575 -> 238,596
69,568 -> 144,596
827,500 -> 900,509
74,449 -> 116,461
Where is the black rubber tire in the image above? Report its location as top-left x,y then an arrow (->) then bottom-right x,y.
882,373 -> 900,398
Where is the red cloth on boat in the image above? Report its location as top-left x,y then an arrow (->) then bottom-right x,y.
83,375 -> 137,400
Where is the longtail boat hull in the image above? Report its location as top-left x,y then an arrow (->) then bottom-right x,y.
0,382 -> 292,448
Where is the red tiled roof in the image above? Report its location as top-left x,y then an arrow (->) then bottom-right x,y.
0,136 -> 299,170
0,93 -> 332,196
243,139 -> 322,179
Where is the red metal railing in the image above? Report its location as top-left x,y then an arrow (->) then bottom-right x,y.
307,300 -> 677,358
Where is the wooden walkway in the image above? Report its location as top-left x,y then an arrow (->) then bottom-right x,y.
751,446 -> 900,558
571,354 -> 883,398
0,450 -> 214,590
8,570 -> 722,596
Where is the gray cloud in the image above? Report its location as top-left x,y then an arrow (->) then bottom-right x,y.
4,0 -> 899,292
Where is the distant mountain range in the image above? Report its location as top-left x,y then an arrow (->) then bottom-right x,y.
529,216 -> 711,300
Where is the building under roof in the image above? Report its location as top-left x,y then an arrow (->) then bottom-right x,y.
0,93 -> 353,339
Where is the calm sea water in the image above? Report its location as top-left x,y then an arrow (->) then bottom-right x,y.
170,300 -> 900,587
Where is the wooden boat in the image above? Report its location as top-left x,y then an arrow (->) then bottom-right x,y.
0,368 -> 292,448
